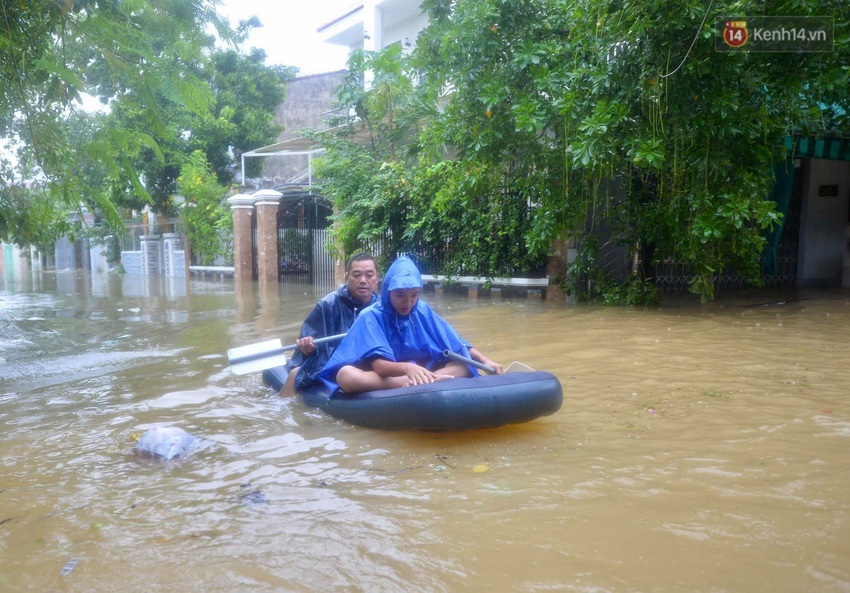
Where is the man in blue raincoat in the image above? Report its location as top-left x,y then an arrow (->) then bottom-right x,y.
320,256 -> 503,394
279,252 -> 379,396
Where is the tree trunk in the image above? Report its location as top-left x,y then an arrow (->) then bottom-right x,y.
546,237 -> 570,302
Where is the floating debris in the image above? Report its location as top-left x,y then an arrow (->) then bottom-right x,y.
134,427 -> 195,461
60,558 -> 79,576
435,453 -> 456,469
237,484 -> 268,506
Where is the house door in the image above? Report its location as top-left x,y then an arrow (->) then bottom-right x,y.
797,158 -> 850,286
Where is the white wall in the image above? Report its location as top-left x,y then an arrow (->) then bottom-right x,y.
380,10 -> 428,52
320,0 -> 428,58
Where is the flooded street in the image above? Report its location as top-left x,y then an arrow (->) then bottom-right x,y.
1,269 -> 849,592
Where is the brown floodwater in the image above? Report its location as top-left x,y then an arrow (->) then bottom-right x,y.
1,270 -> 848,592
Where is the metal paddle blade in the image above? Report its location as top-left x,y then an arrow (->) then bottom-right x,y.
226,333 -> 344,376
228,339 -> 288,375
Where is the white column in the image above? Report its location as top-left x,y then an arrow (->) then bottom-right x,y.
363,0 -> 382,89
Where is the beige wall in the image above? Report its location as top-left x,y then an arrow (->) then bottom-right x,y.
260,71 -> 346,186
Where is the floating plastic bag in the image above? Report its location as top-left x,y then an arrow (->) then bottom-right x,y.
135,426 -> 195,460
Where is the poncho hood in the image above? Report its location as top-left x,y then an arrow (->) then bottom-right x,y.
381,256 -> 422,307
379,255 -> 422,320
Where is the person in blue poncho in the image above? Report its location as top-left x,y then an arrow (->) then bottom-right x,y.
280,252 -> 379,396
320,256 -> 504,393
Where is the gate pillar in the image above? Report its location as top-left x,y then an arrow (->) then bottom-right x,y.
254,189 -> 283,285
228,193 -> 256,282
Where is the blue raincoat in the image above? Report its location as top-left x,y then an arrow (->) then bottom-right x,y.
320,256 -> 476,393
291,284 -> 377,391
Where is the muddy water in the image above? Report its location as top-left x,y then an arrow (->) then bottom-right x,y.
1,270 -> 848,592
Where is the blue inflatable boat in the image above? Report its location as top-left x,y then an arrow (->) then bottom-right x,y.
262,366 -> 563,431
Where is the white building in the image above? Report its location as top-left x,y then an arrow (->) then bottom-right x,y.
318,0 -> 428,79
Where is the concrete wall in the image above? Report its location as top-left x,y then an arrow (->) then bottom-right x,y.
120,234 -> 186,276
261,71 -> 347,185
54,236 -> 77,271
797,158 -> 850,286
121,252 -> 143,275
89,241 -> 109,274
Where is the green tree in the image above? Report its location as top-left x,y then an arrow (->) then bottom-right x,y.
415,0 -> 849,301
102,45 -> 293,216
0,184 -> 70,249
97,45 -> 294,216
314,45 -> 546,278
311,46 -> 417,262
177,150 -> 231,265
0,0 -> 227,242
200,48 -> 295,182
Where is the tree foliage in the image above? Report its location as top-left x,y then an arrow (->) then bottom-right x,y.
315,0 -> 849,301
419,0 -> 849,301
177,150 -> 231,265
0,0 -> 227,244
315,45 -> 547,278
0,0 -> 292,252
103,47 -> 293,215
199,48 -> 295,182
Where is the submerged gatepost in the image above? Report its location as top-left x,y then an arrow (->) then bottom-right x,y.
253,189 -> 283,285
228,193 -> 256,283
139,234 -> 162,275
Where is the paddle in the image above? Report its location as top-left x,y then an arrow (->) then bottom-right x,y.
443,349 -> 496,374
228,332 -> 347,375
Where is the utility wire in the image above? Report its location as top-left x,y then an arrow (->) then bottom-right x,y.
661,0 -> 715,78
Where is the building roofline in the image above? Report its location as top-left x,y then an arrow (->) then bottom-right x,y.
317,3 -> 364,33
290,69 -> 347,82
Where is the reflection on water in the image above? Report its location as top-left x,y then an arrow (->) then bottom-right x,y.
1,271 -> 849,592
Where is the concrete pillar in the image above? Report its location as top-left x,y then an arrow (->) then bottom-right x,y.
363,0 -> 380,53
162,233 -> 182,276
545,237 -> 573,302
253,189 -> 282,285
466,285 -> 490,299
257,278 -> 281,333
234,280 -> 256,325
228,193 -> 256,283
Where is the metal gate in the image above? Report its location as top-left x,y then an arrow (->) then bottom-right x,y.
276,191 -> 335,290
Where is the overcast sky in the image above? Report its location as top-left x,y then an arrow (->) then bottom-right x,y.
217,0 -> 352,76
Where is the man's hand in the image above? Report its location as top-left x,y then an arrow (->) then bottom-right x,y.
296,336 -> 316,355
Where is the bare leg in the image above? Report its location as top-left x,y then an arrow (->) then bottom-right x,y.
279,366 -> 300,397
336,365 -> 410,393
434,360 -> 473,379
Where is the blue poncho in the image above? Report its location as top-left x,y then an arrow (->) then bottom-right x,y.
320,256 -> 476,393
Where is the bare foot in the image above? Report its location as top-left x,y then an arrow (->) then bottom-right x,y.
386,376 -> 412,389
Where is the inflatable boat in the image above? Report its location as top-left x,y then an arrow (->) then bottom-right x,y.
262,366 -> 563,431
